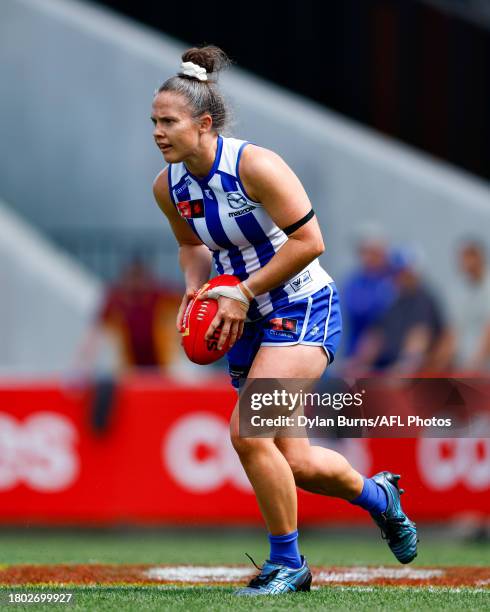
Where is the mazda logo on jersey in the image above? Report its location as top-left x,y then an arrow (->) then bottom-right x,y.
177,199 -> 205,219
226,192 -> 248,209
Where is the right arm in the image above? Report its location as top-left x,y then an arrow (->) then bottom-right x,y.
153,168 -> 212,331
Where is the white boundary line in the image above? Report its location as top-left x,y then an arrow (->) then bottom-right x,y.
143,565 -> 489,590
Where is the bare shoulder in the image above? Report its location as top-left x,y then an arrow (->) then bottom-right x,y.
153,168 -> 173,213
239,145 -> 290,181
239,144 -> 304,201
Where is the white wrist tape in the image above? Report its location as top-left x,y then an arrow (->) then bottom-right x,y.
205,284 -> 250,306
240,280 -> 255,300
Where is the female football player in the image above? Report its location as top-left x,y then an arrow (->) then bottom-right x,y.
152,45 -> 418,596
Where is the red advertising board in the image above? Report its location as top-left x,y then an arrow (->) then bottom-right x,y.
0,376 -> 488,524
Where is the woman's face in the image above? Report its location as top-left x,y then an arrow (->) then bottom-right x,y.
151,91 -> 202,163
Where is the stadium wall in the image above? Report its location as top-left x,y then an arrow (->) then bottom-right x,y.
0,377 -> 488,524
0,199 -> 101,375
1,0 -> 490,291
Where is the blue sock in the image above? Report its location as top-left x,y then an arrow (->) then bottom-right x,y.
268,530 -> 302,569
350,477 -> 388,515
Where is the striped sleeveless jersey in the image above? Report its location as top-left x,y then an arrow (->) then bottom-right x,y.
168,135 -> 332,320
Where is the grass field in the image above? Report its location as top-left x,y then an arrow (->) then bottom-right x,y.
0,527 -> 488,611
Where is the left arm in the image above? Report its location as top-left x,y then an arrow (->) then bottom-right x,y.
238,145 -> 324,297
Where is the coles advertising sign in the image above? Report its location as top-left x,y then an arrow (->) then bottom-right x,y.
0,377 -> 488,524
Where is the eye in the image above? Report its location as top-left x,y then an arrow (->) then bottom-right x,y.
151,117 -> 156,126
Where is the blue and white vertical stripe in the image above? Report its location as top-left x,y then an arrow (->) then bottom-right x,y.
168,135 -> 332,319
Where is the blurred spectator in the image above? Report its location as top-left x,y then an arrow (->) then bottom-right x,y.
342,227 -> 396,357
345,248 -> 447,376
77,257 -> 181,373
444,240 -> 490,372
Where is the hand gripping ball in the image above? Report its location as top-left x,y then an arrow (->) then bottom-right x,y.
181,274 -> 241,365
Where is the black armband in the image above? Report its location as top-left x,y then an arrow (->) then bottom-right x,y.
283,209 -> 315,236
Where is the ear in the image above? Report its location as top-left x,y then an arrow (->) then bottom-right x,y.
198,114 -> 213,134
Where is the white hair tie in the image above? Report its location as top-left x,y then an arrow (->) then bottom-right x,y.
181,61 -> 208,81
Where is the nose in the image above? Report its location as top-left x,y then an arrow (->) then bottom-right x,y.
153,123 -> 165,140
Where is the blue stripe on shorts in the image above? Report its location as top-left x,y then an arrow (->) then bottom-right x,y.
226,283 -> 342,389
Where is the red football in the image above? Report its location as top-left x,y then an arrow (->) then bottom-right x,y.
181,274 -> 241,365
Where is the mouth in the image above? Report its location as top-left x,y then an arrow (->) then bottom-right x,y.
157,143 -> 172,153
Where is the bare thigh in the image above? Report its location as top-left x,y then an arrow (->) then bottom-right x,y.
231,344 -> 363,500
248,344 -> 328,454
230,344 -> 327,440
248,344 -> 328,379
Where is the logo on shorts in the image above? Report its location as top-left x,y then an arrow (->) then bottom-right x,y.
177,199 -> 205,219
268,318 -> 298,334
289,270 -> 312,292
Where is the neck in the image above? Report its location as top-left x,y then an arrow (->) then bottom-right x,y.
185,134 -> 219,179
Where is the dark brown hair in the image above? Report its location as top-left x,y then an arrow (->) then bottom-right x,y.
157,46 -> 231,132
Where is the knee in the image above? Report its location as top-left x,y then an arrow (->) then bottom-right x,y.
281,451 -> 311,484
230,424 -> 266,457
230,430 -> 250,455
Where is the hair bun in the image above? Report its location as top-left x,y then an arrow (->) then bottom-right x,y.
181,46 -> 230,76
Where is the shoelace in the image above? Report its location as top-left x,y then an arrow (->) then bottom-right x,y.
244,553 -> 279,588
245,552 -> 262,571
248,570 -> 280,588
